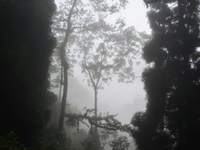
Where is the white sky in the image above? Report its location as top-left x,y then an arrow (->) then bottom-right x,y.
114,1 -> 150,33
54,0 -> 151,113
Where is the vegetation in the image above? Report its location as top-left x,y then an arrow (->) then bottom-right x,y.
0,131 -> 29,150
109,135 -> 130,150
51,0 -> 129,133
131,0 -> 200,149
51,1 -> 149,149
78,22 -> 148,150
0,0 -> 56,148
2,0 -> 199,150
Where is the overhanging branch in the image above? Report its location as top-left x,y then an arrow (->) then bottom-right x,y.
64,111 -> 131,133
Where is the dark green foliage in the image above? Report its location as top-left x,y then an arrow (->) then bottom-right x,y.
32,94 -> 73,150
0,131 -> 29,150
131,0 -> 200,150
0,0 -> 56,148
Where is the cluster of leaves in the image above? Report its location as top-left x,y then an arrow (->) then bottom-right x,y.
99,128 -> 118,149
109,135 -> 130,150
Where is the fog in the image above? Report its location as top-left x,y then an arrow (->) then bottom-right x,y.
54,1 -> 150,149
72,59 -> 147,124
54,0 -> 150,119
68,0 -> 150,123
2,0 -> 198,149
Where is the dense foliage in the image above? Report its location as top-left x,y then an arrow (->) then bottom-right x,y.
131,0 -> 200,150
109,135 -> 130,150
0,0 -> 56,148
0,131 -> 29,150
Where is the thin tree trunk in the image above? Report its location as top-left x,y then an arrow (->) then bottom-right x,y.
58,62 -> 68,131
94,87 -> 98,125
58,66 -> 63,106
58,0 -> 77,132
94,87 -> 101,150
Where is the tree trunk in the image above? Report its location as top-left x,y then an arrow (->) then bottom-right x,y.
58,62 -> 68,131
94,87 -> 101,150
58,66 -> 63,106
94,87 -> 98,125
57,0 -> 77,132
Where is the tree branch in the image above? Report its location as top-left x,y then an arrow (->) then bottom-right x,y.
143,0 -> 161,4
95,49 -> 105,87
65,111 -> 131,133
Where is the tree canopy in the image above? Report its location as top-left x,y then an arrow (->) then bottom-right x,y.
131,0 -> 200,149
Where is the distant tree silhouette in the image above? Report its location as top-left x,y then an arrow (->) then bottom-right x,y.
131,0 -> 200,150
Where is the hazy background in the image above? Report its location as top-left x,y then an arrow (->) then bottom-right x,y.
54,1 -> 151,149
67,0 -> 151,124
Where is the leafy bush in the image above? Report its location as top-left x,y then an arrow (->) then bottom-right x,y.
0,131 -> 29,150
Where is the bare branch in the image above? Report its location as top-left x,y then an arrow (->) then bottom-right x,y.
53,17 -> 68,22
70,26 -> 85,32
52,27 -> 66,32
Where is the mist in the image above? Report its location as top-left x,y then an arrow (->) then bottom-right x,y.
2,0 -> 198,150
52,0 -> 150,149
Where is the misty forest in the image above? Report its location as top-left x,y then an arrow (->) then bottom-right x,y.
0,0 -> 200,150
